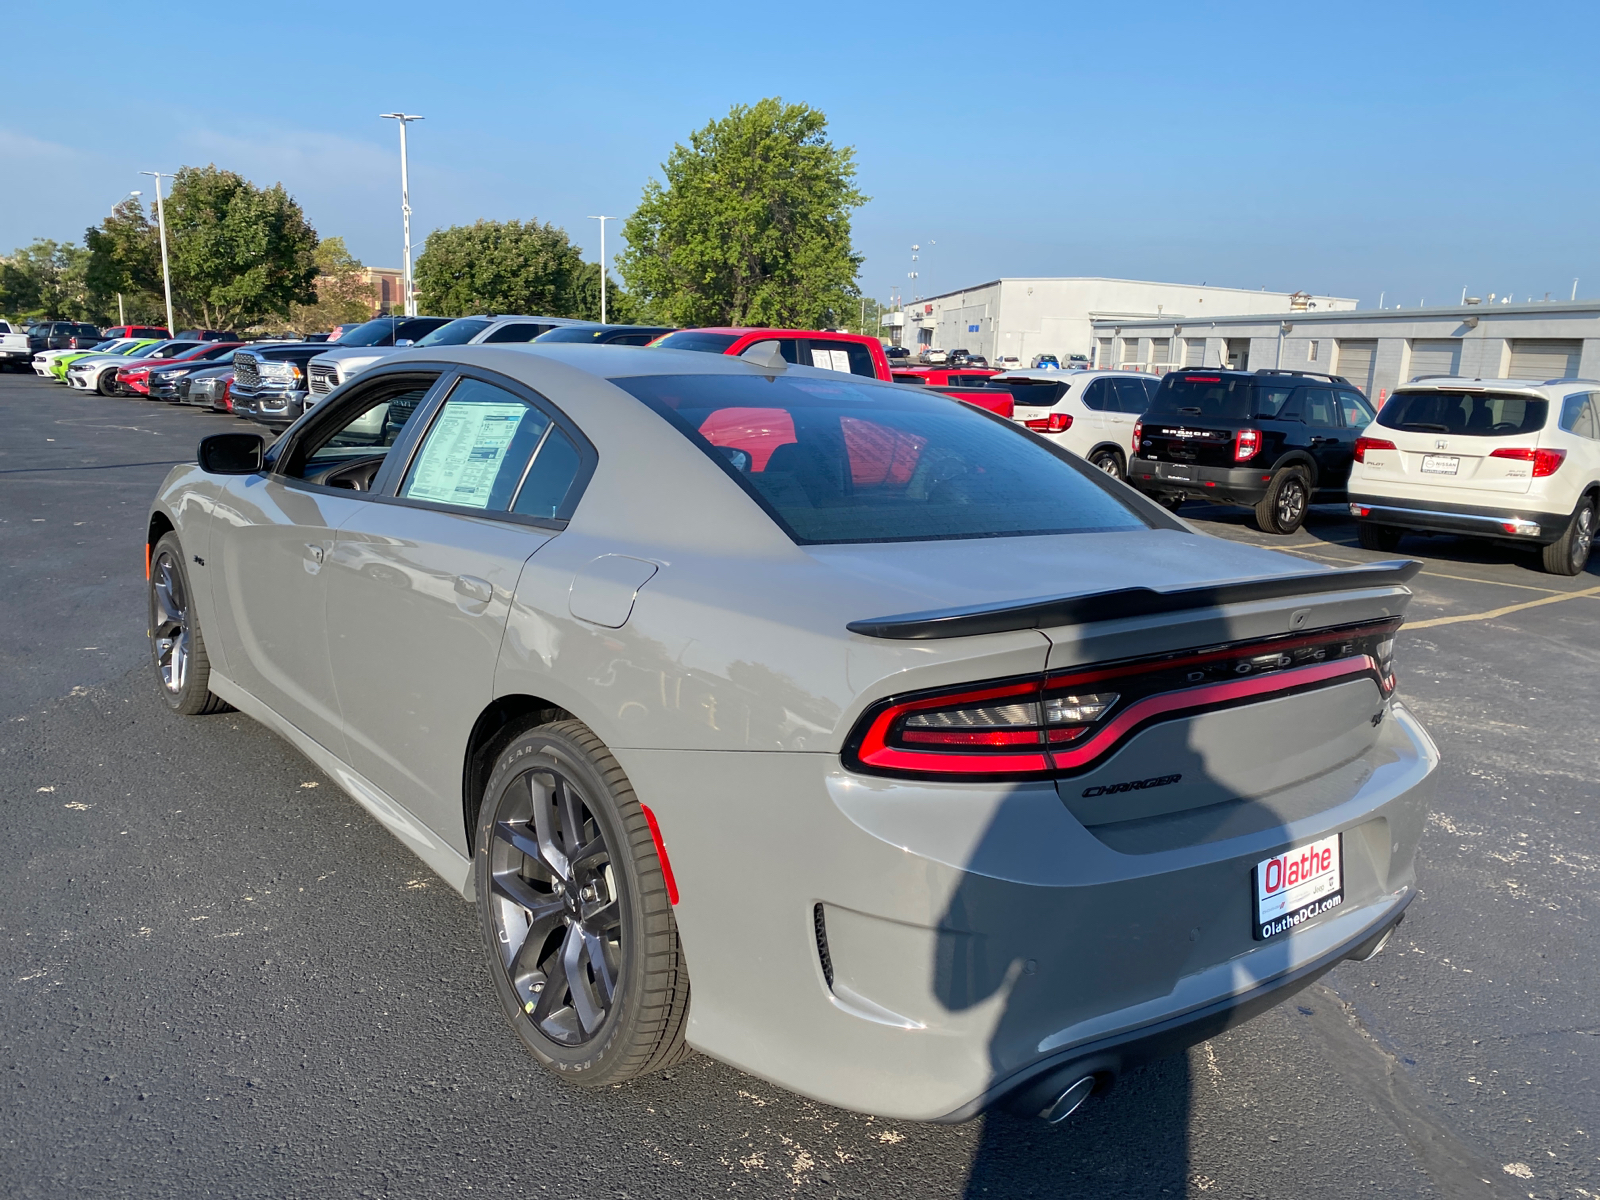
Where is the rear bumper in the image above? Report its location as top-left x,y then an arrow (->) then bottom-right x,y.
1130,457 -> 1276,505
1350,494 -> 1569,544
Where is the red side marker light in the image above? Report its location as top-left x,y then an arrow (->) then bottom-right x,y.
640,804 -> 679,905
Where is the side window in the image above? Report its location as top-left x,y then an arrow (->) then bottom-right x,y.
608,332 -> 657,346
399,377 -> 554,512
1113,376 -> 1152,413
1080,378 -> 1114,411
1302,387 -> 1339,427
1336,389 -> 1375,429
806,340 -> 876,377
510,426 -> 582,518
480,323 -> 549,344
290,376 -> 442,489
1560,394 -> 1598,439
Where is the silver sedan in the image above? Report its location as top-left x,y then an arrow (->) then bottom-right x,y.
144,344 -> 1436,1123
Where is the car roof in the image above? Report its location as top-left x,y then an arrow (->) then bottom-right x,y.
684,327 -> 879,341
1392,375 -> 1593,395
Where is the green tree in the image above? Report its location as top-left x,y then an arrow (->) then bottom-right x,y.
163,165 -> 319,329
84,196 -> 165,322
564,260 -> 633,324
618,98 -> 867,328
415,218 -> 600,318
85,168 -> 320,329
280,237 -> 377,333
0,239 -> 94,320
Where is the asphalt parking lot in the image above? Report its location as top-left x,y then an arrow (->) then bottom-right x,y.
2,370 -> 1597,1199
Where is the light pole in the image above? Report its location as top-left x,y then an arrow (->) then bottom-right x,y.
380,113 -> 425,317
587,215 -> 619,325
139,172 -> 176,335
118,190 -> 141,326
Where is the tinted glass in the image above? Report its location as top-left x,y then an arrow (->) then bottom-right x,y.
995,379 -> 1069,408
1303,388 -> 1339,427
1336,389 -> 1375,429
892,372 -> 928,385
480,322 -> 551,343
75,324 -> 100,336
1377,390 -> 1550,438
300,383 -> 437,473
399,377 -> 552,511
1150,375 -> 1300,420
414,318 -> 491,346
510,426 -> 581,519
197,343 -> 240,360
1250,385 -> 1297,419
607,332 -> 659,346
334,318 -> 402,347
396,318 -> 450,342
614,374 -> 1147,545
1081,379 -> 1114,411
534,326 -> 613,344
652,331 -> 740,354
1113,377 -> 1153,414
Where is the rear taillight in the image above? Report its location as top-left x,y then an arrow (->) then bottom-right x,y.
1024,412 -> 1073,433
1353,436 -> 1396,462
1490,446 -> 1566,477
844,618 -> 1402,781
1234,427 -> 1261,462
1132,419 -> 1143,454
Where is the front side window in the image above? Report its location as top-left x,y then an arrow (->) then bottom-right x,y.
288,375 -> 441,489
1112,376 -> 1154,413
1377,390 -> 1550,438
398,377 -> 560,513
615,373 -> 1149,545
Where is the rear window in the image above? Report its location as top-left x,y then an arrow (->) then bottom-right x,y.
415,318 -> 491,346
336,318 -> 402,347
1377,390 -> 1550,438
993,379 -> 1069,408
613,374 -> 1148,545
1150,375 -> 1300,421
652,331 -> 740,354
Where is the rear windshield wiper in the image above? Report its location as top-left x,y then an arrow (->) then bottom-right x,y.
1397,422 -> 1451,432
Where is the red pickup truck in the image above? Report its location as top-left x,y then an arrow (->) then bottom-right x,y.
650,328 -> 893,381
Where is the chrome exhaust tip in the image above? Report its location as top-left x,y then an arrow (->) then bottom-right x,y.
1039,1076 -> 1096,1124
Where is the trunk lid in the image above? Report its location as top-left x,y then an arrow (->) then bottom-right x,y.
1359,386 -> 1555,496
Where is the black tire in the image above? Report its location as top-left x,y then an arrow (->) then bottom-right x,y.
1088,448 -> 1124,479
475,720 -> 690,1087
147,532 -> 230,715
1255,467 -> 1311,534
1541,498 -> 1595,576
97,368 -> 118,396
1357,522 -> 1404,552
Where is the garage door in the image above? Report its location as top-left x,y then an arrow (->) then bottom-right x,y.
1096,338 -> 1112,368
1408,339 -> 1461,381
1337,340 -> 1377,395
1184,338 -> 1205,366
1508,339 -> 1582,380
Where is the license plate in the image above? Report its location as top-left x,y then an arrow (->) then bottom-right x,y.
1420,454 -> 1460,475
1161,463 -> 1193,480
1253,834 -> 1343,940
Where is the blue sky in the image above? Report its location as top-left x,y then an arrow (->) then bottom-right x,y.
6,0 -> 1597,309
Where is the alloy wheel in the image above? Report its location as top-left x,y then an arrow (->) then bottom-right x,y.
1091,451 -> 1123,479
1573,504 -> 1595,571
488,765 -> 623,1045
1277,478 -> 1307,527
150,549 -> 190,694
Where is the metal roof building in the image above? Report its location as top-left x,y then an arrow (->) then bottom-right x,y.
1090,300 -> 1600,402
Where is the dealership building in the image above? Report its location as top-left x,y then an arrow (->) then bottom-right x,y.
1089,300 -> 1600,401
880,277 -> 1356,364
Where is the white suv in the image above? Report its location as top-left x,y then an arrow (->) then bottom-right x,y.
998,369 -> 1158,478
1348,377 -> 1599,575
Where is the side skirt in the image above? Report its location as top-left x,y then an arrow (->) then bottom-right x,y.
207,671 -> 475,899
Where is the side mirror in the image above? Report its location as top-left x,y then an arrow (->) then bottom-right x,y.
198,432 -> 265,475
394,338 -> 414,347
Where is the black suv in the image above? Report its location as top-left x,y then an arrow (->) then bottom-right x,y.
1129,368 -> 1377,534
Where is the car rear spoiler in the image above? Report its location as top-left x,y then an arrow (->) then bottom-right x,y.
846,559 -> 1423,641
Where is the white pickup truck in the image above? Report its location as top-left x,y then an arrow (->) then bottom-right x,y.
0,320 -> 31,370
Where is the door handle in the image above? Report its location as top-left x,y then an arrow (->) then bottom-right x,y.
303,543 -> 325,575
454,574 -> 494,613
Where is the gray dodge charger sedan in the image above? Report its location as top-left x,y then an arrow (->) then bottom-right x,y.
144,344 -> 1436,1123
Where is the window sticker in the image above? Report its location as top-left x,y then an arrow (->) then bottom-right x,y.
811,347 -> 853,373
405,401 -> 528,508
